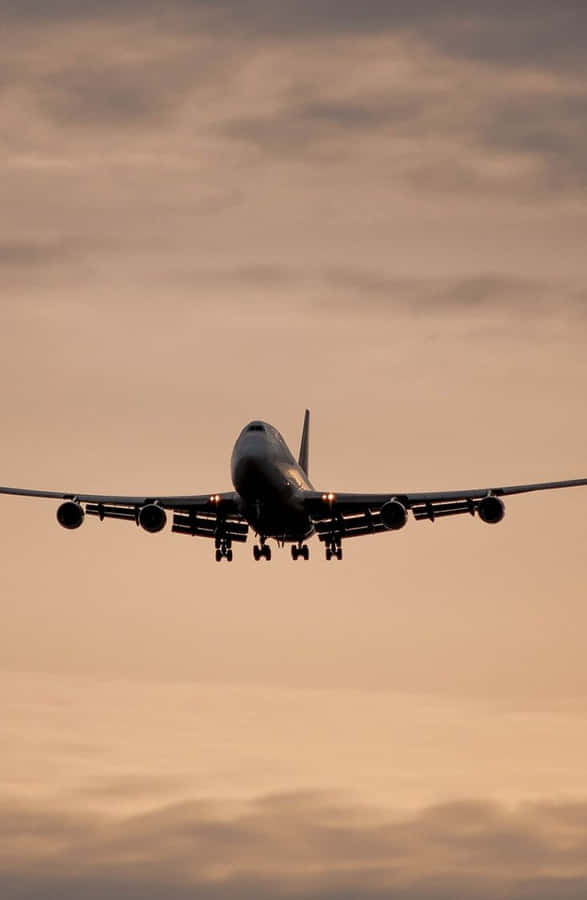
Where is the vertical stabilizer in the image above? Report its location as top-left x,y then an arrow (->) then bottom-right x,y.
298,409 -> 310,477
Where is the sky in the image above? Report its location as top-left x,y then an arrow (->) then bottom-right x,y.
1,2 -> 587,897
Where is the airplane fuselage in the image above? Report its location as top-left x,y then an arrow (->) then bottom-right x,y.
231,421 -> 314,542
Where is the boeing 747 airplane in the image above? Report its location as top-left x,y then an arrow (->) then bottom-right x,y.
0,411 -> 586,562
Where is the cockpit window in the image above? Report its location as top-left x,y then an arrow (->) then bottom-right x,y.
247,424 -> 265,432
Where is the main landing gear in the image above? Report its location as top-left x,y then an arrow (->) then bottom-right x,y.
325,538 -> 342,561
253,542 -> 271,561
291,544 -> 309,561
215,537 -> 233,562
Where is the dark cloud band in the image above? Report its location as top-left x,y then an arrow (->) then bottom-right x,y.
7,2 -> 587,71
2,793 -> 587,899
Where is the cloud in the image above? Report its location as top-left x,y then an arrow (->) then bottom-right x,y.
1,792 -> 587,899
42,62 -> 181,128
0,239 -> 78,268
0,238 -> 106,283
219,89 -> 439,159
313,269 -> 587,321
218,76 -> 587,191
5,3 -> 587,197
72,773 -> 190,800
7,2 -> 587,73
481,92 -> 587,189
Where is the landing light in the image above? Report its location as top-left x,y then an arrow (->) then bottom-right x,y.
322,492 -> 336,502
210,494 -> 221,503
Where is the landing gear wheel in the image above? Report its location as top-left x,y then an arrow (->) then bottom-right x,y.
292,544 -> 309,561
326,548 -> 332,561
336,548 -> 343,561
215,549 -> 222,562
226,549 -> 233,562
254,542 -> 271,561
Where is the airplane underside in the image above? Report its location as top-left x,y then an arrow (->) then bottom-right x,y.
228,497 -> 318,563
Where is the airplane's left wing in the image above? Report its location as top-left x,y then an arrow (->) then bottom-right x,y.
0,485 -> 248,543
304,476 -> 587,543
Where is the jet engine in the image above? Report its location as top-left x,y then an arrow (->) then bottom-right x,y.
138,503 -> 167,533
477,495 -> 505,524
380,499 -> 408,530
57,501 -> 85,530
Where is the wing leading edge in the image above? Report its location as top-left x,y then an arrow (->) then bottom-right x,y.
0,485 -> 237,509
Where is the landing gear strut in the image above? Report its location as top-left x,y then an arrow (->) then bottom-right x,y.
214,536 -> 233,562
291,543 -> 309,561
253,541 -> 271,561
325,538 -> 342,561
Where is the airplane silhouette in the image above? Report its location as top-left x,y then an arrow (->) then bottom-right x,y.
1,411 -> 585,562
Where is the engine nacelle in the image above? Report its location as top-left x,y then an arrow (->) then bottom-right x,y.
57,501 -> 85,530
138,503 -> 167,533
380,499 -> 408,531
477,495 -> 505,524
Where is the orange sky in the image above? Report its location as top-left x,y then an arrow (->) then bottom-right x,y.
1,3 -> 587,897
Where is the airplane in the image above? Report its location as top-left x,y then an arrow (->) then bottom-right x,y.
0,410 -> 586,562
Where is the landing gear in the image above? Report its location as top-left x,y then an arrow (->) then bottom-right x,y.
214,537 -> 233,562
325,538 -> 342,561
291,544 -> 309,561
253,542 -> 271,561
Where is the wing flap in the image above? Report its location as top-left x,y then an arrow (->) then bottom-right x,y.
172,512 -> 249,542
314,510 -> 385,541
86,503 -> 137,522
412,500 -> 475,521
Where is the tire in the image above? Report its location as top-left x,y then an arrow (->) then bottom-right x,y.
226,549 -> 233,562
215,549 -> 222,562
264,546 -> 272,561
326,548 -> 332,561
253,546 -> 260,561
303,546 -> 309,561
291,546 -> 298,560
